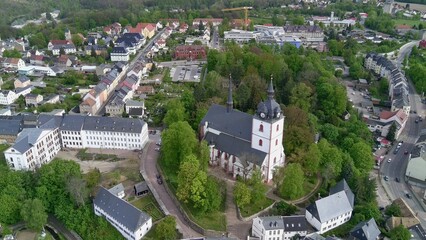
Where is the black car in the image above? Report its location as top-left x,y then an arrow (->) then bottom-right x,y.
156,174 -> 163,184
395,177 -> 400,182
384,176 -> 389,181
406,193 -> 412,199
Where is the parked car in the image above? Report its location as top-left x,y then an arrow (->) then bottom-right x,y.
384,176 -> 389,181
395,177 -> 400,182
405,191 -> 411,199
387,158 -> 392,163
156,174 -> 163,184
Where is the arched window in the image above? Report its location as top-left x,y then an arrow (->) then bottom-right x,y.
259,139 -> 263,146
259,124 -> 264,132
276,124 -> 279,131
274,157 -> 276,164
275,139 -> 278,146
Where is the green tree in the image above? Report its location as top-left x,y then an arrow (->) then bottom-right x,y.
387,123 -> 397,142
85,168 -> 101,190
161,121 -> 197,171
203,177 -> 222,212
303,144 -> 321,176
318,139 -> 343,184
196,141 -> 210,171
71,34 -> 83,47
349,142 -> 374,174
289,83 -> 312,112
233,181 -> 251,207
20,199 -> 47,231
279,163 -> 305,200
249,169 -> 267,205
66,176 -> 88,207
2,49 -> 21,58
163,99 -> 187,126
155,216 -> 177,240
273,201 -> 297,216
389,225 -> 410,240
385,202 -> 402,217
0,194 -> 21,224
177,155 -> 200,203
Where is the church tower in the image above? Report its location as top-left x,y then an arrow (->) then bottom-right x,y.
65,29 -> 72,41
251,78 -> 285,181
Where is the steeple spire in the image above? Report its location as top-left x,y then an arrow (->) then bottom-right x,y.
227,74 -> 233,113
267,75 -> 275,99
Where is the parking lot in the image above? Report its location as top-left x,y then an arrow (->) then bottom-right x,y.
170,65 -> 202,83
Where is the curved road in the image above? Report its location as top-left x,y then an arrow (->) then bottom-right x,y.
380,40 -> 426,227
140,132 -> 202,238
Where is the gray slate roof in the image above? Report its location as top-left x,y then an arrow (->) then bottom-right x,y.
82,116 -> 145,133
329,179 -> 355,208
350,218 -> 381,240
108,183 -> 125,197
306,190 -> 353,223
0,119 -> 22,136
12,128 -> 46,153
283,215 -> 308,232
60,115 -> 85,131
134,181 -> 149,193
204,132 -> 266,166
201,104 -> 252,141
260,216 -> 284,230
94,187 -> 151,232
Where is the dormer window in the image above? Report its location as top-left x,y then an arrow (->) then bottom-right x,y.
259,124 -> 263,132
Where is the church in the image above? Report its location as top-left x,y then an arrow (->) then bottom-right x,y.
199,78 -> 285,182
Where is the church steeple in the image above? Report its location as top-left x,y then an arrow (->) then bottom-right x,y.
227,74 -> 233,113
267,75 -> 275,100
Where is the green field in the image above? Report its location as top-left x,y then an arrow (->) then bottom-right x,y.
393,18 -> 425,27
131,194 -> 165,222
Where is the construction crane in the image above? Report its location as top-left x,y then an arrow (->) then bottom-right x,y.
222,6 -> 253,30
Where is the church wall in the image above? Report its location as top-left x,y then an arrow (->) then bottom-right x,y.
251,134 -> 271,153
251,119 -> 272,140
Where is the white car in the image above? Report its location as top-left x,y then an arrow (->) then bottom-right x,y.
387,158 -> 392,163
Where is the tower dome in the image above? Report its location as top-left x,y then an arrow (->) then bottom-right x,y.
256,79 -> 282,120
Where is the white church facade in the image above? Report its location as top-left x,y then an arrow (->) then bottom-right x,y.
200,79 -> 285,182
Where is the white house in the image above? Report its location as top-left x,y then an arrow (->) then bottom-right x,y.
0,90 -> 17,105
350,218 -> 381,240
94,187 -> 152,240
111,47 -> 130,62
305,180 -> 354,234
4,123 -> 61,171
200,80 -> 285,182
109,183 -> 126,199
252,215 -> 308,240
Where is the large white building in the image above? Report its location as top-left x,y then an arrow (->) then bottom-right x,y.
4,117 -> 61,170
94,187 -> 152,240
305,180 -> 354,234
4,115 -> 149,170
111,47 -> 130,62
200,79 -> 285,182
252,215 -> 308,240
0,90 -> 17,105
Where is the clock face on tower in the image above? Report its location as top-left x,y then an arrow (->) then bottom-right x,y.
260,112 -> 266,119
276,112 -> 280,118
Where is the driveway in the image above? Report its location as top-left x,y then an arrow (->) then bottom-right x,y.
140,131 -> 202,238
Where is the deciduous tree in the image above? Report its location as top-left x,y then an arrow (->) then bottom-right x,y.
155,216 -> 177,240
163,99 -> 187,126
279,163 -> 304,200
21,199 -> 47,231
389,225 -> 410,240
234,181 -> 251,207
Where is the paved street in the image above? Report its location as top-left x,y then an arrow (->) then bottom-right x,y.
380,40 -> 426,227
140,131 -> 202,239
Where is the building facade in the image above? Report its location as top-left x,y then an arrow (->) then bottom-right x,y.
252,215 -> 308,240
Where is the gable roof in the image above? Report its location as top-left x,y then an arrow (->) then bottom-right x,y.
259,216 -> 285,230
306,190 -> 353,223
350,218 -> 381,240
283,215 -> 308,232
108,183 -> 125,197
201,104 -> 253,141
12,128 -> 50,153
94,187 -> 151,232
329,179 -> 355,208
0,119 -> 22,136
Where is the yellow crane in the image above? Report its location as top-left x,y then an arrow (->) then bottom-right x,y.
222,6 -> 253,30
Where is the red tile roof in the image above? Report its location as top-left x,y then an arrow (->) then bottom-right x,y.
50,40 -> 72,45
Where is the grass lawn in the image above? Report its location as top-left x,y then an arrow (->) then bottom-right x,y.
303,175 -> 318,195
393,18 -> 424,27
143,218 -> 182,240
182,203 -> 227,231
131,194 -> 165,222
0,144 -> 9,166
240,197 -> 275,218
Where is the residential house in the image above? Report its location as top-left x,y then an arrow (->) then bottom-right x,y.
111,47 -> 130,62
94,187 -> 152,240
2,58 -> 25,69
25,93 -> 43,106
0,90 -> 18,105
405,150 -> 426,188
179,23 -> 189,33
57,55 -> 72,67
85,45 -> 108,56
0,108 -> 12,116
386,198 -> 420,230
252,215 -> 309,240
136,86 -> 155,95
48,40 -> 76,56
14,75 -> 31,88
15,85 -> 34,98
193,18 -> 223,27
159,19 -> 180,29
155,38 -> 166,49
106,95 -> 125,116
174,45 -> 207,60
115,33 -> 145,54
103,22 -> 122,36
395,24 -> 413,35
109,183 -> 125,199
29,55 -> 45,66
125,23 -> 156,39
349,218 -> 381,240
305,179 -> 354,234
44,95 -> 60,105
125,99 -> 145,118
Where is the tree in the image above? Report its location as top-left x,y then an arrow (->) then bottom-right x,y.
349,142 -> 374,174
59,47 -> 66,55
161,121 -> 197,171
72,34 -> 83,47
387,123 -> 397,142
389,225 -> 410,240
66,176 -> 88,207
203,177 -> 222,212
21,199 -> 47,231
2,49 -> 21,58
318,139 -> 343,184
289,83 -> 312,112
163,99 -> 187,126
0,194 -> 21,224
85,168 -> 101,190
303,144 -> 321,176
279,163 -> 305,200
196,141 -> 210,171
155,216 -> 177,240
385,202 -> 401,217
273,201 -> 297,216
233,181 -> 251,207
249,169 -> 267,205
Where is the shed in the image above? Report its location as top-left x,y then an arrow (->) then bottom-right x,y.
134,181 -> 149,196
108,183 -> 125,199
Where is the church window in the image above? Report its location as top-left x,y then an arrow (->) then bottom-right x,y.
275,139 -> 278,146
274,157 -> 276,164
259,124 -> 263,132
259,139 -> 263,146
276,124 -> 279,131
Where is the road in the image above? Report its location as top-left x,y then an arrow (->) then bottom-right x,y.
210,27 -> 220,50
96,28 -> 166,115
140,131 -> 202,239
380,40 -> 426,227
